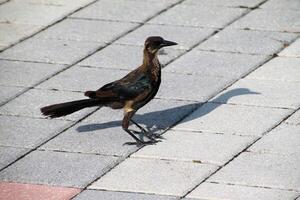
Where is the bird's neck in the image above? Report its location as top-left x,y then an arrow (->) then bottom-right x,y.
142,49 -> 161,81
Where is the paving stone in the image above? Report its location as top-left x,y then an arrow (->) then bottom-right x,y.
174,103 -> 292,136
133,130 -> 256,165
286,110 -> 300,125
0,182 -> 81,200
165,50 -> 269,78
0,115 -> 71,148
261,0 -> 300,10
78,44 -> 185,70
74,189 -> 177,200
0,150 -> 119,187
249,124 -> 300,155
14,0 -> 94,8
198,28 -> 297,55
0,37 -> 102,64
186,182 -> 299,200
183,0 -> 264,8
37,18 -> 137,43
0,147 -> 29,170
246,57 -> 300,82
71,0 -> 179,23
209,152 -> 300,190
149,4 -> 246,28
0,85 -> 25,105
0,89 -> 96,121
279,38 -> 300,58
230,9 -> 300,32
212,78 -> 300,108
116,24 -> 216,50
90,157 -> 217,196
0,60 -> 65,87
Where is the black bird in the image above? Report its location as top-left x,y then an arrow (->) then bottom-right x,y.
41,36 -> 177,144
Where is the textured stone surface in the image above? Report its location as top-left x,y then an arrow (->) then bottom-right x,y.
198,28 -> 297,55
0,182 -> 81,200
286,110 -> 300,125
0,60 -> 65,87
174,103 -> 292,136
90,158 -> 217,196
187,182 -> 299,200
0,147 -> 29,170
209,152 -> 300,190
0,115 -> 70,148
133,130 -> 256,165
230,9 -> 300,32
149,4 -> 246,28
0,89 -> 96,121
116,24 -> 215,50
261,0 -> 300,10
212,78 -> 300,108
279,38 -> 300,58
183,0 -> 264,8
0,150 -> 119,187
0,37 -> 102,64
0,85 -> 25,105
247,57 -> 300,82
74,190 -> 177,200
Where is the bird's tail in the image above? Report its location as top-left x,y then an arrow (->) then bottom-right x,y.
41,99 -> 100,118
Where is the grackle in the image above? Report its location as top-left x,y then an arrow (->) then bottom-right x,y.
41,36 -> 177,144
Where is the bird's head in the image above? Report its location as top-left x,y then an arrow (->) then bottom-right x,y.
144,36 -> 177,54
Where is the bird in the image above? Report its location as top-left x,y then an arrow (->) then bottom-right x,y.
40,36 -> 177,144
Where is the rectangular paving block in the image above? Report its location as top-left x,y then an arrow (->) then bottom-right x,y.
0,60 -> 65,87
186,182 -> 299,200
37,18 -> 137,43
0,89 -> 96,121
0,85 -> 25,105
197,28 -> 298,55
89,157 -> 217,196
78,44 -> 185,70
209,152 -> 300,190
212,78 -> 300,109
183,0 -> 264,8
165,50 -> 269,78
116,24 -> 216,50
279,38 -> 300,58
230,9 -> 300,32
246,57 -> 300,82
260,0 -> 300,10
14,0 -> 94,9
0,115 -> 71,148
0,147 -> 29,170
249,124 -> 300,155
174,103 -> 292,136
149,4 -> 247,28
0,37 -> 103,65
286,110 -> 300,125
0,150 -> 119,188
71,0 -> 179,23
0,182 -> 81,200
74,190 -> 177,200
133,130 -> 256,165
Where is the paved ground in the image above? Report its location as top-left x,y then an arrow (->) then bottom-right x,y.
0,0 -> 300,199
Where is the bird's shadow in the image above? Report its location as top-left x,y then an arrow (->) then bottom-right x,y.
76,88 -> 260,145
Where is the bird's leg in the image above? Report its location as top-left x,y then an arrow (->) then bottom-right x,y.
130,119 -> 147,133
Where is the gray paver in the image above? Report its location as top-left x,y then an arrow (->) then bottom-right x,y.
0,85 -> 25,105
37,18 -> 137,43
174,103 -> 292,136
261,0 -> 300,10
230,9 -> 300,32
249,124 -> 300,155
209,152 -> 300,190
212,78 -> 300,109
14,0 -> 94,8
116,24 -> 216,50
0,60 -> 65,87
286,110 -> 300,125
78,44 -> 185,70
0,150 -> 119,187
0,115 -> 70,148
186,182 -> 299,200
198,28 -> 297,55
183,0 -> 264,8
0,37 -> 102,64
246,57 -> 300,82
90,157 -> 217,196
0,146 -> 29,170
279,38 -> 300,58
133,130 -> 256,165
149,4 -> 246,28
165,50 -> 269,78
71,0 -> 179,23
74,190 -> 177,200
0,89 -> 96,121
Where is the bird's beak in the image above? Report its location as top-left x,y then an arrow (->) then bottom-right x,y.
161,39 -> 177,47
